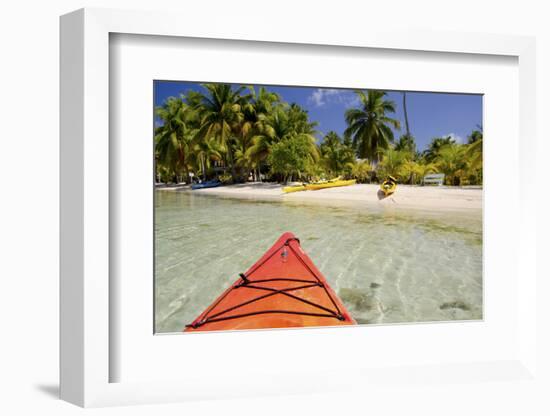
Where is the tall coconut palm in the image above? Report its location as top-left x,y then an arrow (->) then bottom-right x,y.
398,92 -> 417,159
155,97 -> 196,183
235,87 -> 280,180
287,103 -> 318,135
193,84 -> 249,181
344,90 -> 401,162
249,86 -> 280,120
402,92 -> 411,137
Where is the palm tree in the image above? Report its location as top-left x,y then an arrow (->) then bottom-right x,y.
155,97 -> 196,183
466,130 -> 483,170
191,136 -> 223,181
434,144 -> 466,185
467,129 -> 483,144
344,90 -> 401,163
247,105 -> 319,173
401,160 -> 438,184
320,131 -> 355,177
193,84 -> 249,181
236,87 -> 280,180
287,103 -> 318,135
402,92 -> 411,137
377,148 -> 410,180
464,129 -> 483,184
250,86 -> 280,118
394,134 -> 416,155
351,160 -> 374,183
423,136 -> 456,162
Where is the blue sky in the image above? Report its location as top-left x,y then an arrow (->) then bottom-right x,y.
154,80 -> 482,152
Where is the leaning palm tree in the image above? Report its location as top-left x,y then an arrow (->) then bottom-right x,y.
344,90 -> 400,163
193,84 -> 249,181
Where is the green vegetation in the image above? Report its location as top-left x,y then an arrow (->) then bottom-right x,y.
268,134 -> 319,182
155,84 -> 483,186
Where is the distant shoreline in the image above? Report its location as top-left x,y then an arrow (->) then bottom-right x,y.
156,182 -> 482,214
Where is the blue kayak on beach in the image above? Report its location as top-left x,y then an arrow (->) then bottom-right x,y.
191,179 -> 222,190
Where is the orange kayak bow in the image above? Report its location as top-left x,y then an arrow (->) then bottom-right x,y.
184,232 -> 356,332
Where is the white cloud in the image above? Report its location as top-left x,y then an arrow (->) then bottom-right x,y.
308,88 -> 360,108
308,89 -> 337,107
445,133 -> 466,144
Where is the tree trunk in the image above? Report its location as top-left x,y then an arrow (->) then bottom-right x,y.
201,155 -> 206,181
184,166 -> 190,185
403,92 -> 411,137
227,149 -> 237,182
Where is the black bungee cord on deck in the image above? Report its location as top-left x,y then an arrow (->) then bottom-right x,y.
185,237 -> 345,329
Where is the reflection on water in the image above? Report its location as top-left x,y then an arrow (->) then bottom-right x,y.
155,191 -> 482,333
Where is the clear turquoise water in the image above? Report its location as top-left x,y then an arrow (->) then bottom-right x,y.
155,191 -> 482,333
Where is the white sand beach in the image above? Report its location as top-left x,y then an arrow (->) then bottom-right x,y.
158,182 -> 482,213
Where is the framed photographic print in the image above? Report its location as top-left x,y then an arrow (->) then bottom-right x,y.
60,8 -> 538,408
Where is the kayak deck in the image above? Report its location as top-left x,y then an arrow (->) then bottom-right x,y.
380,178 -> 397,196
282,184 -> 306,193
191,180 -> 221,190
305,179 -> 356,191
184,232 -> 356,332
283,179 -> 356,193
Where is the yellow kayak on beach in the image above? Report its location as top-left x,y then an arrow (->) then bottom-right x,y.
380,176 -> 397,196
283,179 -> 356,193
282,184 -> 307,193
305,179 -> 356,191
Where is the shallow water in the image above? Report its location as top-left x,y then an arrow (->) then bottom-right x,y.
155,191 -> 482,333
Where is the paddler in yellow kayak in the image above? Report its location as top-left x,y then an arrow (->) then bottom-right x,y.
380,175 -> 397,196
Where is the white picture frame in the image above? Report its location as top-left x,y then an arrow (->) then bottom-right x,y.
60,8 -> 538,408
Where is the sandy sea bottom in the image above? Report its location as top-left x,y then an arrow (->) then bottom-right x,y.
155,191 -> 482,333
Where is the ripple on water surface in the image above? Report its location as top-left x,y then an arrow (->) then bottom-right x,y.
155,191 -> 482,333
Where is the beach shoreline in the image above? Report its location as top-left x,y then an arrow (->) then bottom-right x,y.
157,182 -> 482,213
